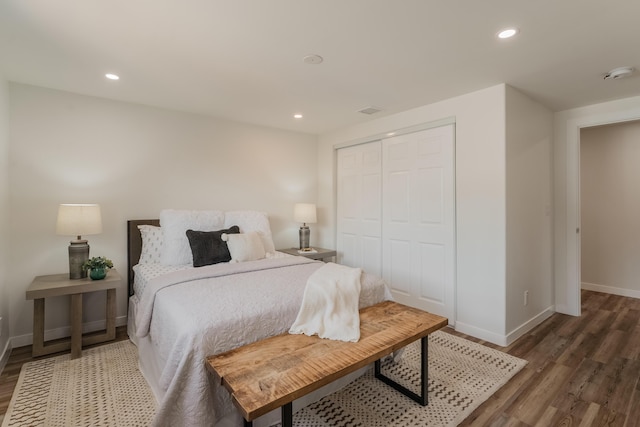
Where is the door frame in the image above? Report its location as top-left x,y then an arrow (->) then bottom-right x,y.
562,109 -> 640,316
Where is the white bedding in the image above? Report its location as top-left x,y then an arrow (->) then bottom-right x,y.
129,255 -> 391,427
132,250 -> 291,296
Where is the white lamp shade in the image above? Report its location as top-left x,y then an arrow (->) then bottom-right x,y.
294,203 -> 317,224
56,204 -> 103,237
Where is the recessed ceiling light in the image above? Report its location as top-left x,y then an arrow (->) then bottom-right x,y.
358,106 -> 382,115
294,114 -> 303,119
105,73 -> 120,80
497,28 -> 518,39
303,54 -> 323,65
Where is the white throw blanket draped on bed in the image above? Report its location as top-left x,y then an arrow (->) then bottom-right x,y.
289,262 -> 362,342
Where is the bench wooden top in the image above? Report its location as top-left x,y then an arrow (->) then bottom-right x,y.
206,300 -> 448,421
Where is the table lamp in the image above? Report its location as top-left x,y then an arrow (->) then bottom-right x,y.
294,203 -> 317,251
56,204 -> 103,279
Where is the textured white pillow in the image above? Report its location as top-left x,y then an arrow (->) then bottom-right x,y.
222,231 -> 266,262
138,225 -> 163,265
223,210 -> 276,254
160,209 -> 225,265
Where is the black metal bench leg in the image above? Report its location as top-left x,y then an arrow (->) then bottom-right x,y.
420,334 -> 428,405
282,402 -> 293,427
375,336 -> 428,406
244,420 -> 252,427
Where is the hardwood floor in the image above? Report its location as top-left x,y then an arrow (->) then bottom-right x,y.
0,291 -> 638,426
455,290 -> 640,426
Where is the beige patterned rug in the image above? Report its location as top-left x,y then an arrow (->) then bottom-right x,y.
283,331 -> 527,426
3,332 -> 526,427
2,341 -> 156,427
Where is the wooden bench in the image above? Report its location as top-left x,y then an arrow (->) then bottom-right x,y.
206,301 -> 448,427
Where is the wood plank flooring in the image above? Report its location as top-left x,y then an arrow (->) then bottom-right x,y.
455,290 -> 640,426
0,290 -> 639,426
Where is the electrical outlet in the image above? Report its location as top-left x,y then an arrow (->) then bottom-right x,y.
524,291 -> 529,306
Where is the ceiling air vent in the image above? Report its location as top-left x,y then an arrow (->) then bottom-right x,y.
358,106 -> 382,115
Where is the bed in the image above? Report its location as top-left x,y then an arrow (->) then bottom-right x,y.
126,210 -> 391,427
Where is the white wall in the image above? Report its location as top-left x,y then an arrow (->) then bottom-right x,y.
7,83 -> 318,345
580,121 -> 640,297
319,84 -> 508,344
505,86 -> 554,337
554,95 -> 640,315
0,76 -> 10,369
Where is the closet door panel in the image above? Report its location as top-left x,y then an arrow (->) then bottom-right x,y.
389,239 -> 412,295
418,168 -> 443,224
383,124 -> 455,321
361,236 -> 382,278
388,171 -> 410,222
418,242 -> 445,303
337,141 -> 382,277
339,233 -> 359,269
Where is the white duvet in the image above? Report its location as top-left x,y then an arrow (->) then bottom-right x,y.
133,256 -> 391,427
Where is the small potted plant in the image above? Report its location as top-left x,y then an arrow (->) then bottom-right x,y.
82,256 -> 114,280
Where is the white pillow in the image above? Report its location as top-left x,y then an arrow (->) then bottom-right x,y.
223,210 -> 276,254
160,209 -> 225,265
222,231 -> 266,262
138,225 -> 163,265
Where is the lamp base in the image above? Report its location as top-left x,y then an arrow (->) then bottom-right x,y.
299,226 -> 310,251
69,240 -> 89,280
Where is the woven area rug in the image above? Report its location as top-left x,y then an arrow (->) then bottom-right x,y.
2,332 -> 526,427
279,331 -> 527,427
2,341 -> 156,427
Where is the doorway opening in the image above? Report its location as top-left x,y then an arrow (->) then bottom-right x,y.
579,120 -> 640,299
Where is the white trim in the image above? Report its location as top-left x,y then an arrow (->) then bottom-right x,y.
10,315 -> 127,349
582,282 -> 640,300
561,103 -> 640,317
505,306 -> 555,346
333,116 -> 456,150
455,305 -> 554,347
0,338 -> 11,375
454,321 -> 509,347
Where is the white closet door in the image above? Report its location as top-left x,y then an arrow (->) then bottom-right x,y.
336,141 -> 382,276
382,125 -> 455,321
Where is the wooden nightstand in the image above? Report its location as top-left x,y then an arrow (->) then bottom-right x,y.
26,269 -> 121,359
278,247 -> 337,262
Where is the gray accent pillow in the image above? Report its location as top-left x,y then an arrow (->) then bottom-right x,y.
186,226 -> 240,267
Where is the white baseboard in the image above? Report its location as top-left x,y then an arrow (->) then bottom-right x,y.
455,305 -> 555,347
505,305 -> 555,346
10,315 -> 128,349
454,322 -> 510,347
581,282 -> 640,299
0,339 -> 11,375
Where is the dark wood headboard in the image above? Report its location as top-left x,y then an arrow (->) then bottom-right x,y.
127,219 -> 160,296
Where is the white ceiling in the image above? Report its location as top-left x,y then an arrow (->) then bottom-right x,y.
1,0 -> 639,135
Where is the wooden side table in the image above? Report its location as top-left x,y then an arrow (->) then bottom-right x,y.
278,247 -> 337,262
26,269 -> 121,359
